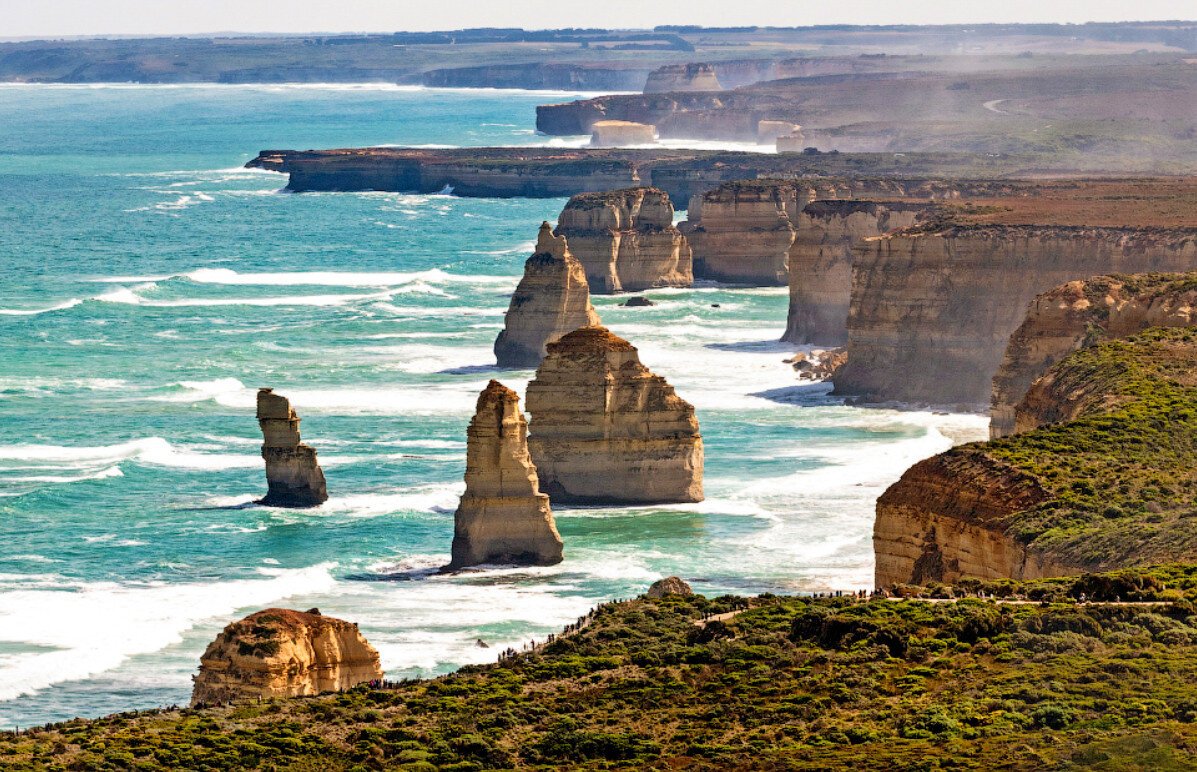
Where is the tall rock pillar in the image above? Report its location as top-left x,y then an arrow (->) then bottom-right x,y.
256,388 -> 328,507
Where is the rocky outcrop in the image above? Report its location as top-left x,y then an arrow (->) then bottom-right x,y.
494,223 -> 602,368
646,577 -> 694,598
757,120 -> 800,145
991,273 -> 1197,438
554,188 -> 691,293
876,330 -> 1197,587
590,121 -> 656,147
644,63 -> 722,93
526,326 -> 703,504
682,182 -> 802,285
775,133 -> 810,152
448,381 -> 563,569
783,201 -> 926,345
191,608 -> 382,705
257,389 -> 328,507
836,227 -> 1197,407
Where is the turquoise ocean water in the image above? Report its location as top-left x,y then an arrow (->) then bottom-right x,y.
0,84 -> 986,727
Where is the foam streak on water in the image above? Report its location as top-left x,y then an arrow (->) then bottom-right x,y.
0,84 -> 986,727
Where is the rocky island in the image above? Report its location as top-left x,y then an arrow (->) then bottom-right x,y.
448,381 -> 564,569
526,326 -> 703,504
256,388 -> 328,507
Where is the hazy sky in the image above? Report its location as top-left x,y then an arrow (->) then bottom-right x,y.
1,0 -> 1193,38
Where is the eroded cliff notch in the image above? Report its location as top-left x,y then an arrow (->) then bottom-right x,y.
191,608 -> 382,706
494,223 -> 602,368
555,187 -> 692,294
256,388 -> 328,507
526,326 -> 703,504
448,380 -> 564,569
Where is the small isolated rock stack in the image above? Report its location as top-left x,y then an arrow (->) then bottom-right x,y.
256,388 -> 328,507
589,120 -> 656,147
494,223 -> 602,368
526,326 -> 703,504
643,63 -> 722,93
757,120 -> 801,145
646,577 -> 694,598
191,608 -> 382,705
555,187 -> 692,294
448,380 -> 564,569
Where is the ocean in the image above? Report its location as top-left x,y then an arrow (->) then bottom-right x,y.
0,83 -> 986,728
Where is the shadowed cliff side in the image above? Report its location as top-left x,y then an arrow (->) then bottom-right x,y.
876,329 -> 1197,587
494,223 -> 602,368
191,608 -> 382,706
256,388 -> 328,507
526,326 -> 703,504
991,272 -> 1197,438
448,380 -> 563,570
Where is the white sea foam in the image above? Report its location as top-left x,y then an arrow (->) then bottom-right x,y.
0,437 -> 259,471
0,299 -> 83,316
0,563 -> 337,701
5,466 -> 125,484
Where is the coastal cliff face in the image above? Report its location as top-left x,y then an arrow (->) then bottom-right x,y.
875,330 -> 1197,587
783,201 -> 925,344
191,609 -> 382,706
590,121 -> 657,148
643,63 -> 722,93
494,223 -> 602,368
526,326 -> 703,504
449,381 -> 563,569
836,227 -> 1197,406
257,388 -> 328,507
991,273 -> 1197,438
554,188 -> 691,293
683,182 -> 801,285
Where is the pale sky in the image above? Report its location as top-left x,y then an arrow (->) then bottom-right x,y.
0,0 -> 1193,39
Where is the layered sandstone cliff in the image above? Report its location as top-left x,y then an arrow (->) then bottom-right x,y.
836,227 -> 1197,406
494,223 -> 602,367
991,273 -> 1197,438
782,201 -> 926,345
449,381 -> 563,569
590,121 -> 656,148
191,608 -> 382,705
643,63 -> 722,93
526,326 -> 703,504
875,330 -> 1197,587
554,188 -> 691,293
682,182 -> 802,285
257,388 -> 328,507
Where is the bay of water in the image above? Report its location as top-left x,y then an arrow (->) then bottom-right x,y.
0,83 -> 986,727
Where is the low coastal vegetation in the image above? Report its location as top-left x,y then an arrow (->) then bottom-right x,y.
7,567 -> 1197,770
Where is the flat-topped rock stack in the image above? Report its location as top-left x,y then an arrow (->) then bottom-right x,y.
555,187 -> 692,294
683,181 -> 804,285
643,63 -> 722,93
191,608 -> 382,705
256,388 -> 328,507
589,120 -> 656,147
448,381 -> 564,569
526,326 -> 703,504
494,223 -> 602,368
991,273 -> 1197,438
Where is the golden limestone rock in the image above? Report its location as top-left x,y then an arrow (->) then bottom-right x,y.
589,120 -> 656,147
526,326 -> 703,504
494,223 -> 602,368
554,187 -> 692,294
191,608 -> 382,706
256,388 -> 327,507
448,380 -> 564,569
643,63 -> 722,93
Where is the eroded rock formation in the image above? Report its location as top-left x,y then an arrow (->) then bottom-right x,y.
494,223 -> 602,367
526,326 -> 703,504
782,201 -> 926,345
683,182 -> 802,285
555,188 -> 691,293
758,120 -> 800,145
991,273 -> 1197,438
836,227 -> 1197,407
646,577 -> 694,598
191,608 -> 382,705
875,330 -> 1197,587
449,381 -> 563,569
644,63 -> 722,93
257,388 -> 328,507
590,120 -> 656,147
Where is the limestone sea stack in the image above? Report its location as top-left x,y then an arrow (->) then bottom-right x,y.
448,380 -> 564,569
191,608 -> 382,705
256,388 -> 328,507
555,187 -> 692,293
683,181 -> 802,286
589,120 -> 656,147
494,223 -> 602,368
526,326 -> 703,504
643,63 -> 722,93
990,272 -> 1197,438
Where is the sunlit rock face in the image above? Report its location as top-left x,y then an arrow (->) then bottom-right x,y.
256,388 -> 328,507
